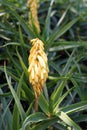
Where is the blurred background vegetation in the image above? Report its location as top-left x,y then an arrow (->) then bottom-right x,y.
0,0 -> 87,130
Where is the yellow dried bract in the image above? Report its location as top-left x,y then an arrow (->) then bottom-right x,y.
28,38 -> 49,99
28,0 -> 40,33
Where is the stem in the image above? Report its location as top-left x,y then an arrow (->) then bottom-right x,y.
35,97 -> 38,112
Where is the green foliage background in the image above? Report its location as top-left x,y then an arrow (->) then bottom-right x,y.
0,0 -> 87,130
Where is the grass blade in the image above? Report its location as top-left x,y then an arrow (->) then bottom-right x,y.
16,49 -> 29,80
42,0 -> 55,39
57,111 -> 82,130
54,87 -> 75,112
60,101 -> 87,114
4,65 -> 26,121
38,94 -> 49,115
31,117 -> 58,130
0,89 -> 12,130
12,72 -> 24,130
22,112 -> 47,130
46,16 -> 80,50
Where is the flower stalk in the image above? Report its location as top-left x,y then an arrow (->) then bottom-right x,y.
27,0 -> 40,33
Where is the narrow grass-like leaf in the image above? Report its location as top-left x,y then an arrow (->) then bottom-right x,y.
54,123 -> 69,130
49,61 -> 61,74
0,66 -> 34,103
62,48 -> 76,74
0,42 -> 20,48
10,8 -> 33,38
31,117 -> 58,130
43,84 -> 49,101
46,16 -> 80,50
73,114 -> 87,122
6,47 -> 21,71
49,16 -> 80,41
4,65 -> 26,121
49,44 -> 80,52
56,7 -> 68,27
57,111 -> 82,130
50,63 -> 76,109
22,112 -> 48,130
19,25 -> 29,65
12,103 -> 19,130
21,83 -> 34,102
26,101 -> 35,116
0,42 -> 30,49
0,89 -> 12,130
0,92 -> 11,97
16,49 -> 29,80
38,93 -> 49,115
49,41 -> 87,52
50,73 -> 69,105
60,101 -> 87,114
1,1 -> 34,38
54,87 -> 75,112
50,41 -> 87,47
19,26 -> 25,47
12,72 -> 24,130
42,0 -> 55,39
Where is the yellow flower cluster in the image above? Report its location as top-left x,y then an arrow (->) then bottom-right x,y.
28,38 -> 49,99
28,0 -> 40,33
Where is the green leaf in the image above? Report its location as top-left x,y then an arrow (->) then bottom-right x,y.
0,42 -> 20,48
26,101 -> 35,116
6,47 -> 21,71
48,41 -> 87,52
0,42 -> 30,49
19,25 -> 29,65
19,25 -> 25,47
1,0 -> 34,38
42,0 -> 55,39
50,73 -> 69,106
0,92 -> 11,97
0,66 -> 34,103
4,65 -> 26,121
0,89 -> 12,130
12,72 -> 24,130
38,94 -> 49,115
57,111 -> 82,130
49,61 -> 61,74
31,117 -> 58,130
21,83 -> 34,103
73,114 -> 87,123
46,16 -> 81,50
50,63 -> 76,110
49,44 -> 80,52
9,8 -> 33,38
49,16 -> 80,41
22,112 -> 48,130
16,49 -> 29,80
54,87 -> 75,112
60,101 -> 87,114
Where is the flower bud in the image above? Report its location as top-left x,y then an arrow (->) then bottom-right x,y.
28,38 -> 49,99
28,0 -> 40,33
